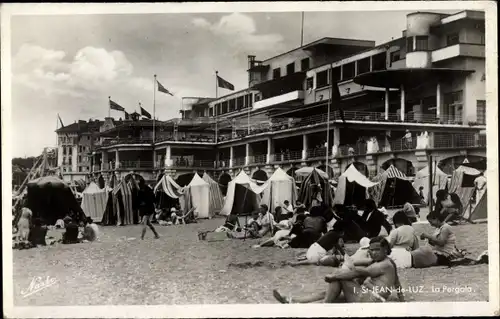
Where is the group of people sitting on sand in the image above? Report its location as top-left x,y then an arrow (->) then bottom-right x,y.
14,206 -> 100,249
270,190 -> 488,303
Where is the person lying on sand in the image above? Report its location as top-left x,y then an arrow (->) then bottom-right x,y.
273,236 -> 405,303
288,229 -> 345,266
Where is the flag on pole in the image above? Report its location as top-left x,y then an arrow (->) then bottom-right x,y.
157,80 -> 174,96
217,75 -> 235,91
140,106 -> 152,119
109,99 -> 125,111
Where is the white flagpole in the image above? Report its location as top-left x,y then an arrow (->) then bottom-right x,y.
153,74 -> 157,143
215,71 -> 219,143
301,12 -> 305,46
325,64 -> 332,179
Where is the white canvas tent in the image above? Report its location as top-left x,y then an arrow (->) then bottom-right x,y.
333,164 -> 379,206
220,170 -> 268,216
202,173 -> 224,215
81,182 -> 108,222
412,163 -> 449,204
184,174 -> 211,219
261,167 -> 297,214
448,165 -> 481,209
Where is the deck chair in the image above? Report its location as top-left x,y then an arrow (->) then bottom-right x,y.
175,207 -> 196,225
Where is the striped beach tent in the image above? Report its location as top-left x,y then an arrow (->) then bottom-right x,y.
369,165 -> 420,207
202,172 -> 224,216
112,177 -> 134,226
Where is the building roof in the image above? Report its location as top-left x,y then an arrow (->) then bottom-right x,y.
56,120 -> 104,134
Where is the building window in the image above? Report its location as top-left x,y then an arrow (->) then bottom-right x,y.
78,167 -> 82,172
229,99 -> 236,112
444,90 -> 463,123
477,100 -> 486,124
286,62 -> 295,75
446,33 -> 459,46
306,77 -> 314,90
415,35 -> 429,51
209,108 -> 213,116
406,37 -> 414,53
316,70 -> 329,88
390,51 -> 400,63
273,68 -> 281,79
301,58 -> 310,71
222,101 -> 228,114
248,94 -> 253,108
357,57 -> 370,75
342,62 -> 355,80
331,67 -> 341,83
372,52 -> 387,71
236,96 -> 244,110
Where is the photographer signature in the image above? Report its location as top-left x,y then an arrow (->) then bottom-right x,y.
20,276 -> 58,298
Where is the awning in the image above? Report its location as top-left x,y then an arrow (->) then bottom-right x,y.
353,68 -> 475,89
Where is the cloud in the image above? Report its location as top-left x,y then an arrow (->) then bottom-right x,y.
191,13 -> 284,52
12,44 -> 142,97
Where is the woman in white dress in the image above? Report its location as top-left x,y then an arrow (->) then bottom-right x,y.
385,211 -> 419,268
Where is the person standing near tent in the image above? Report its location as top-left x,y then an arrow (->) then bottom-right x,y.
403,129 -> 412,149
138,179 -> 160,240
474,172 -> 486,202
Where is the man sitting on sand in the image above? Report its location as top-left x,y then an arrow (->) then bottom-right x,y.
273,236 -> 405,303
62,216 -> 80,244
28,218 -> 48,247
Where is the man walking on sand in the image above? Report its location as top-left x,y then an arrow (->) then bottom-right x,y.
137,177 -> 160,240
273,236 -> 405,303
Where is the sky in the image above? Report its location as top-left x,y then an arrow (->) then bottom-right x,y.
9,8 -> 459,157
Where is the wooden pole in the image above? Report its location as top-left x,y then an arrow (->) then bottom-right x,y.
428,154 -> 434,211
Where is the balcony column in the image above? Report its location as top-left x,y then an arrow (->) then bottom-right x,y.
101,152 -> 108,171
436,82 -> 441,120
385,88 -> 390,120
153,149 -> 157,169
245,143 -> 252,166
165,145 -> 172,168
229,146 -> 234,168
115,150 -> 120,169
400,84 -> 405,121
302,134 -> 308,161
266,137 -> 273,164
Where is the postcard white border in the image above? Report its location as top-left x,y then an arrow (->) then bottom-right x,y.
2,1 -> 498,317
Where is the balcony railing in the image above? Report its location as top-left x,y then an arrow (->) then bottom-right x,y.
215,110 -> 478,143
100,138 -> 153,147
232,157 -> 246,167
248,154 -> 267,165
273,150 -> 303,162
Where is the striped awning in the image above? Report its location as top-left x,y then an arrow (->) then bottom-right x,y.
384,165 -> 408,179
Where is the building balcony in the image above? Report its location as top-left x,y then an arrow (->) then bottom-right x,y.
253,90 -> 304,110
432,43 -> 485,63
96,138 -> 153,149
160,159 -> 218,170
389,59 -> 406,70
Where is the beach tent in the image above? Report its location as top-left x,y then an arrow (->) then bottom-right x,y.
333,164 -> 379,207
112,177 -> 136,226
261,167 -> 298,214
184,173 -> 211,218
81,182 -> 108,222
298,168 -> 334,209
154,174 -> 187,211
412,163 -> 449,204
220,170 -> 267,216
463,191 -> 487,222
448,165 -> 481,209
369,165 -> 420,207
202,173 -> 224,215
24,176 -> 87,225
